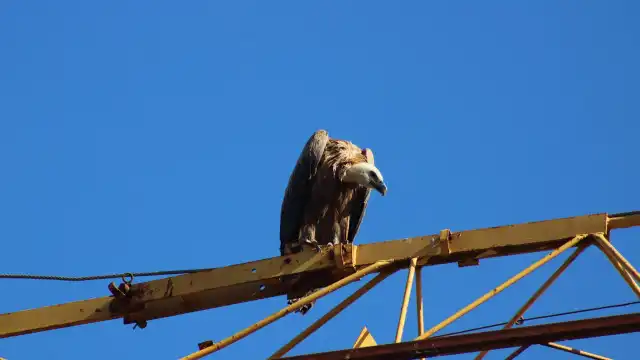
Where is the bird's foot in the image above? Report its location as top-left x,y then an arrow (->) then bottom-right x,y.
287,289 -> 318,315
302,238 -> 322,253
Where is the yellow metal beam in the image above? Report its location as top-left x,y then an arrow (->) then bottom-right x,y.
0,297 -> 115,338
475,243 -> 589,360
395,257 -> 417,343
504,346 -> 530,360
595,233 -> 640,282
280,313 -> 640,360
353,327 -> 377,348
415,265 -> 425,360
542,342 -> 612,360
0,212 -> 617,339
608,210 -> 640,230
269,270 -> 395,359
180,260 -> 394,360
415,234 -> 590,341
595,239 -> 640,298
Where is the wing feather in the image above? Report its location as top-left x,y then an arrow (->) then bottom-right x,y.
279,130 -> 329,255
347,148 -> 375,243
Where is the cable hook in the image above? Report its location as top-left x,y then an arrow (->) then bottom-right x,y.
122,272 -> 134,285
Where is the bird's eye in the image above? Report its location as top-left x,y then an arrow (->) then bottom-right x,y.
369,171 -> 377,180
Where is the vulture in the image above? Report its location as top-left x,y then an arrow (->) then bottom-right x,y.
279,129 -> 387,314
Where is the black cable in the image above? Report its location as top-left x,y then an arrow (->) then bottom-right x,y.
525,300 -> 640,322
0,268 -> 215,282
431,300 -> 640,338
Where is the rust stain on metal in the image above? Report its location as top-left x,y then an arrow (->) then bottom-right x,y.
164,278 -> 174,298
134,283 -> 151,297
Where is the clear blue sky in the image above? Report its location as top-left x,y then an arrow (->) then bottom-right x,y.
1,1 -> 638,359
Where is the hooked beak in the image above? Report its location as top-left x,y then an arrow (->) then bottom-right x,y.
374,181 -> 387,196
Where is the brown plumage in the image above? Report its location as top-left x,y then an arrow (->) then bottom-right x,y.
279,129 -> 387,314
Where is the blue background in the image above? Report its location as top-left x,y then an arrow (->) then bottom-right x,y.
1,1 -> 638,359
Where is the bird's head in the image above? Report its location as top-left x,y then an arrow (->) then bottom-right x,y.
342,162 -> 387,196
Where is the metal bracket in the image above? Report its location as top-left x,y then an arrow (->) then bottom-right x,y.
107,273 -> 134,313
438,229 -> 452,256
198,340 -> 214,350
107,273 -> 147,330
334,243 -> 357,271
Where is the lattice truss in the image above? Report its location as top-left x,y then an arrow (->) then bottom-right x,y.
1,211 -> 639,359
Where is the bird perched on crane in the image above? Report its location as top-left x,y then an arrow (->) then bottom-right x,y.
279,129 -> 388,314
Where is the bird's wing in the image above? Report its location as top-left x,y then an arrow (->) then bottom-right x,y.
279,130 -> 330,255
347,148 -> 375,243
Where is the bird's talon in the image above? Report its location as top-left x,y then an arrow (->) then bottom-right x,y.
301,238 -> 322,253
288,289 -> 318,315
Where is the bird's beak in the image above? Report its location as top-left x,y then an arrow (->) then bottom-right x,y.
374,181 -> 387,196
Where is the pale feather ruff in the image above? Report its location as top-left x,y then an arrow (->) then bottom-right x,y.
323,140 -> 368,180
